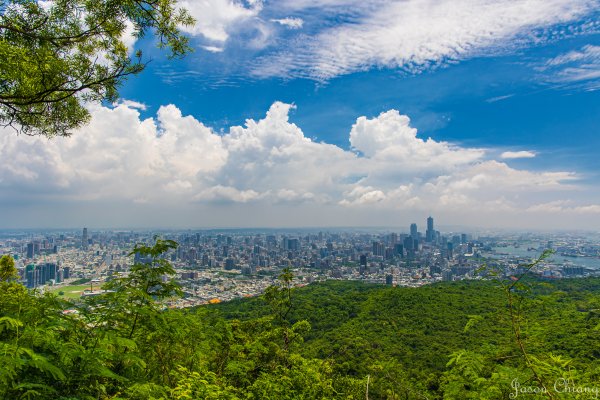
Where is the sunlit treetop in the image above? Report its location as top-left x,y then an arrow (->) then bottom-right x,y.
0,0 -> 194,137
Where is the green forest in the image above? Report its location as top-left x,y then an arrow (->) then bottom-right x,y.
1,240 -> 600,399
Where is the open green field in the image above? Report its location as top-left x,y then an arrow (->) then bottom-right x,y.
48,284 -> 98,300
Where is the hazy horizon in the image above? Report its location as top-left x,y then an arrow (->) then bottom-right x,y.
1,224 -> 598,237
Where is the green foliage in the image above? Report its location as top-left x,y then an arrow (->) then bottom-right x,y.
213,277 -> 600,399
105,238 -> 182,309
0,0 -> 194,137
0,254 -> 18,281
264,268 -> 297,353
1,243 -> 600,399
168,366 -> 239,400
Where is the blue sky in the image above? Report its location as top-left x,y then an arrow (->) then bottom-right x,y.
1,0 -> 600,230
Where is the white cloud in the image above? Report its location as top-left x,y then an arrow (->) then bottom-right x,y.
500,150 -> 537,159
540,44 -> 600,89
217,102 -> 356,198
253,0 -> 599,79
194,185 -> 262,203
486,94 -> 515,103
339,186 -> 387,206
202,45 -> 225,53
271,17 -> 304,29
527,201 -> 600,214
349,110 -> 484,169
429,161 -> 576,194
177,0 -> 262,42
0,102 -> 227,203
0,101 -> 594,228
276,0 -> 377,10
246,21 -> 274,49
114,99 -> 148,111
546,44 -> 600,67
575,204 -> 600,213
121,20 -> 138,54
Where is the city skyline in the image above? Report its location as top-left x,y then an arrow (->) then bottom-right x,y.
6,221 -> 600,304
0,1 -> 599,229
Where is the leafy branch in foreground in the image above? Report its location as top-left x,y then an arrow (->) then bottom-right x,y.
102,237 -> 182,339
0,0 -> 195,137
264,268 -> 295,351
499,249 -> 563,399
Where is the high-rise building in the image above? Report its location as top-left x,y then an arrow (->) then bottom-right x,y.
394,243 -> 404,257
410,223 -> 418,239
288,238 -> 300,251
372,241 -> 384,257
25,264 -> 36,288
359,254 -> 367,267
26,242 -> 35,259
82,227 -> 88,250
403,236 -> 417,258
426,216 -> 434,242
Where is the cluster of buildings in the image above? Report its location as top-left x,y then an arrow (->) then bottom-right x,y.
1,218 -> 599,307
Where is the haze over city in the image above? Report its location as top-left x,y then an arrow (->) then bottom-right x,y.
1,0 -> 599,230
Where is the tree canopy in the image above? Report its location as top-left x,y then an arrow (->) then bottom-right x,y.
0,0 -> 194,137
0,254 -> 18,281
2,241 -> 600,398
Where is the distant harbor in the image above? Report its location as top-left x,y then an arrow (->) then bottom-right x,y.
489,243 -> 600,270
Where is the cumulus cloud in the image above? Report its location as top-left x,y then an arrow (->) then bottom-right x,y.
0,101 -> 596,228
177,0 -> 262,42
500,150 -> 537,159
0,102 -> 226,202
218,102 -> 356,198
350,110 -> 483,168
252,0 -> 599,79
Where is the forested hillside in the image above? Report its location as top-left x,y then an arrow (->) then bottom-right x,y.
211,279 -> 600,399
1,242 -> 600,399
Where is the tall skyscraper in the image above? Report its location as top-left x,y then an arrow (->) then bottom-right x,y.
82,227 -> 88,250
410,223 -> 418,239
26,242 -> 35,258
426,216 -> 434,242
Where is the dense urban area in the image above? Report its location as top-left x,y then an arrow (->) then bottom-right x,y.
2,217 -> 600,307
